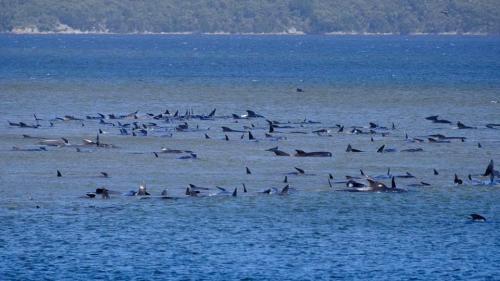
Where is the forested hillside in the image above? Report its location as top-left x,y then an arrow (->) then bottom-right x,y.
1,0 -> 499,34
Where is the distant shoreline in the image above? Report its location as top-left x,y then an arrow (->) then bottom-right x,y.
1,31 -> 493,36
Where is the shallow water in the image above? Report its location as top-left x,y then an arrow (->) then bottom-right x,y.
0,35 -> 499,280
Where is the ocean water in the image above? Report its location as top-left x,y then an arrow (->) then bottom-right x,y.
0,34 -> 499,280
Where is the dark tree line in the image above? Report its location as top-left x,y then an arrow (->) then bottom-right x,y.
1,0 -> 499,34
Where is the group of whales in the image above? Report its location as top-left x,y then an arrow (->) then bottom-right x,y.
78,159 -> 498,204
7,108 -> 499,206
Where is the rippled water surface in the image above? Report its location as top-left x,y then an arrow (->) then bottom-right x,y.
0,35 -> 499,280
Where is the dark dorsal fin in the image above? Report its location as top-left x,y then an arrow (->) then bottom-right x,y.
387,168 -> 391,175
360,169 -> 365,176
294,167 -> 305,174
281,184 -> 289,195
208,108 -> 216,117
328,178 -> 332,188
232,188 -> 237,197
468,174 -> 472,181
248,131 -> 255,140
216,186 -> 226,192
100,172 -> 108,177
329,173 -> 333,179
295,150 -> 305,155
391,177 -> 396,188
242,183 -> 247,193
154,152 -> 158,158
338,126 -> 344,133
478,142 -> 482,148
433,169 -> 439,175
57,170 -> 62,177
371,136 -> 374,142
284,176 -> 288,183
483,160 -> 494,176
61,137 -> 69,144
246,167 -> 251,175
225,135 -> 229,141
377,145 -> 385,153
346,144 -> 352,152
205,133 -> 210,139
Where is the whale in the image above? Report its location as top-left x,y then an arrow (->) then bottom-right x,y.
12,146 -> 47,152
376,145 -> 397,153
346,144 -> 363,152
294,150 -> 332,157
401,148 -> 423,152
222,126 -> 245,133
469,214 -> 486,222
266,146 -> 290,156
456,121 -> 476,129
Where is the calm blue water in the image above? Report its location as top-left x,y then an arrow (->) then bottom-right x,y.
0,35 -> 499,280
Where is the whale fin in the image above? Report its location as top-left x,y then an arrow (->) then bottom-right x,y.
246,167 -> 251,175
294,167 -> 305,174
232,188 -> 237,197
483,160 -> 494,176
57,170 -> 62,177
242,183 -> 247,193
205,133 -> 210,139
433,169 -> 439,175
328,178 -> 333,188
208,108 -> 216,118
216,186 -> 226,192
377,145 -> 385,153
329,173 -> 333,179
281,184 -> 289,195
391,177 -> 396,188
248,131 -> 255,140
284,176 -> 288,183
